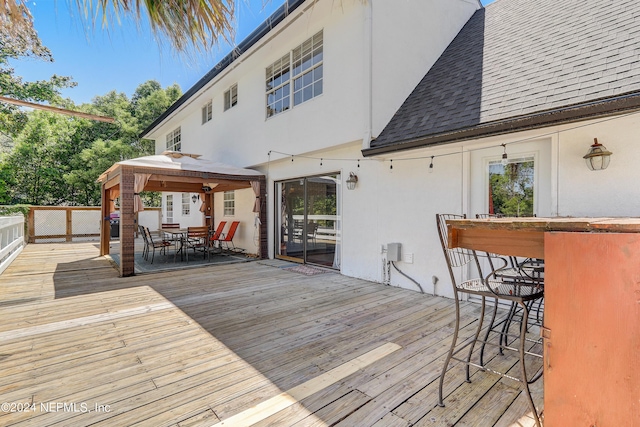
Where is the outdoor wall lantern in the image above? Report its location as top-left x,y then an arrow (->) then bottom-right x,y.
583,138 -> 612,171
191,194 -> 199,203
346,172 -> 358,190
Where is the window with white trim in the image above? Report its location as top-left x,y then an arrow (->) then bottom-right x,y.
223,191 -> 235,216
202,101 -> 212,124
166,127 -> 181,151
182,193 -> 190,215
488,156 -> 534,217
165,195 -> 174,223
266,30 -> 323,118
224,84 -> 238,111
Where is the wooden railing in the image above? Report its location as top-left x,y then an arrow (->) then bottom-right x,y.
27,206 -> 161,243
0,215 -> 25,274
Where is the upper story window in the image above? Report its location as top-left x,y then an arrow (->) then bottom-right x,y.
224,84 -> 238,111
166,127 -> 181,151
266,30 -> 323,118
223,191 -> 235,216
202,101 -> 212,124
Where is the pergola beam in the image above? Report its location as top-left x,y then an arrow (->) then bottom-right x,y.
0,96 -> 116,123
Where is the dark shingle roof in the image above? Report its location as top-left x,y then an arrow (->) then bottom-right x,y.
367,0 -> 640,156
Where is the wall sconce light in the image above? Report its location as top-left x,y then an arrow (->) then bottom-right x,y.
346,172 -> 358,190
191,194 -> 199,203
583,138 -> 612,171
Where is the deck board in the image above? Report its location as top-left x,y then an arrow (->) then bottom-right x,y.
0,242 -> 542,426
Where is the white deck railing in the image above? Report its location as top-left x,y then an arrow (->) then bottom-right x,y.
0,215 -> 25,275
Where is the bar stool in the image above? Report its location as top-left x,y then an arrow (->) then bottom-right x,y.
435,214 -> 544,427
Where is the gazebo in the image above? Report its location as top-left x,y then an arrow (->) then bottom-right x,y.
97,152 -> 267,276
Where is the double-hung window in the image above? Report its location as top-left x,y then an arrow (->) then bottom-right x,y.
166,127 -> 181,151
266,30 -> 323,118
224,84 -> 238,111
202,101 -> 212,124
292,31 -> 323,106
181,193 -> 190,215
223,191 -> 235,216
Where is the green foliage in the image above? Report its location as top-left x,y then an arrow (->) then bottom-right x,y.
0,80 -> 182,207
0,37 -> 77,135
0,204 -> 30,218
489,161 -> 534,217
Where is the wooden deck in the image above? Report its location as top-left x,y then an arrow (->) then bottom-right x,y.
0,242 -> 542,426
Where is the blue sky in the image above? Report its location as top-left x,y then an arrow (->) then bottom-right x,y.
13,0 -> 494,105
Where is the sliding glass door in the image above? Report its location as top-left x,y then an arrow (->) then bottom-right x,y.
275,173 -> 340,268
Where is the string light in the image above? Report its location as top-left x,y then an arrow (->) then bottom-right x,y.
320,158 -> 323,166
267,109 -> 640,168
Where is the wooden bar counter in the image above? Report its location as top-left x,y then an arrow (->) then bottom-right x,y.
446,217 -> 640,426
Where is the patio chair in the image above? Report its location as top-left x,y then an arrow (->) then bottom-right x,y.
161,222 -> 181,243
208,221 -> 227,254
139,225 -> 150,260
306,221 -> 318,246
212,221 -> 240,253
143,226 -> 173,264
436,214 -> 544,427
185,226 -> 210,262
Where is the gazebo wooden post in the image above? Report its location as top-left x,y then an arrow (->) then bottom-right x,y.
100,184 -> 111,256
119,166 -> 136,277
259,176 -> 268,259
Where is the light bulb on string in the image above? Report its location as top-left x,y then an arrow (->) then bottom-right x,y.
501,144 -> 508,166
320,158 -> 323,167
428,156 -> 434,173
390,159 -> 393,170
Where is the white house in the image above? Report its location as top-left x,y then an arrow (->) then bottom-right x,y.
141,0 -> 640,298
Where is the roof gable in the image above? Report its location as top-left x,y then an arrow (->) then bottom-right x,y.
368,0 -> 640,155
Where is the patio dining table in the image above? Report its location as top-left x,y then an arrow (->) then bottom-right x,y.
445,216 -> 640,426
160,228 -> 187,261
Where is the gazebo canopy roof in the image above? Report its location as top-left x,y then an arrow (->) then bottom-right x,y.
98,151 -> 264,194
99,151 -> 262,182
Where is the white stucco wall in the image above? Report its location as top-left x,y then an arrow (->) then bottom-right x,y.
161,192 -> 205,229
212,188 -> 262,256
150,0 -> 367,168
261,111 -> 640,298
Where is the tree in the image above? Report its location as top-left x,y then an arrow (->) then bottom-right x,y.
0,80 -> 182,206
489,161 -> 534,217
0,1 -> 77,136
5,111 -> 78,205
2,0 -> 235,55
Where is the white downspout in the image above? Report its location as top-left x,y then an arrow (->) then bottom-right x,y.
362,0 -> 373,149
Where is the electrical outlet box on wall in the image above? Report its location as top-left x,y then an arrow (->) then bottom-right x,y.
387,243 -> 402,262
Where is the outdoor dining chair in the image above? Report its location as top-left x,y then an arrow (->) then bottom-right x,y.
185,226 -> 210,262
138,225 -> 150,260
143,226 -> 173,264
212,221 -> 240,253
435,213 -> 544,427
161,222 -> 182,244
208,221 -> 227,254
